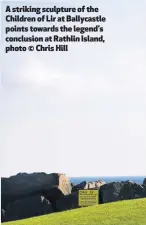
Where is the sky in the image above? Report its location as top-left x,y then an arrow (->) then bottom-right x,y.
0,0 -> 146,177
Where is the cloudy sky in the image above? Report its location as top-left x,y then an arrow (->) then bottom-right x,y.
0,0 -> 146,177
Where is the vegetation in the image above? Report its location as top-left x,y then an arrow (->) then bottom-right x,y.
3,198 -> 146,225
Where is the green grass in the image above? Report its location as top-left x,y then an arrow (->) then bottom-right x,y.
3,198 -> 146,225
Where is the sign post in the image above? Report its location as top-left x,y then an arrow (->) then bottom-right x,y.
78,190 -> 98,207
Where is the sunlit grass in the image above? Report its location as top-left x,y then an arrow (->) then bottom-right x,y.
3,198 -> 146,225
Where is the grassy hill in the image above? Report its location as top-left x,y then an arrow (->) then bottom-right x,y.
3,198 -> 146,225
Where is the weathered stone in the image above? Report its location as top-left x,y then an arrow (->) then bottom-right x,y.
99,182 -> 123,204
71,182 -> 76,189
4,195 -> 53,222
72,181 -> 88,191
99,181 -> 146,204
72,180 -> 105,192
1,173 -> 72,210
143,178 -> 146,185
56,192 -> 79,211
120,182 -> 146,200
1,209 -> 6,222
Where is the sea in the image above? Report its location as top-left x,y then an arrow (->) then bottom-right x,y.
70,176 -> 145,185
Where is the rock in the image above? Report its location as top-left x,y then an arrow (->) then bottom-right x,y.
143,178 -> 146,185
124,180 -> 134,184
99,181 -> 146,204
72,181 -> 88,192
99,182 -> 123,204
4,195 -> 53,222
89,180 -> 106,189
71,183 -> 76,188
56,192 -> 79,211
1,209 -> 6,222
120,182 -> 146,200
72,180 -> 105,192
1,173 -> 72,210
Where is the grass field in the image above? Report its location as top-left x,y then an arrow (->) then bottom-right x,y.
3,198 -> 146,225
